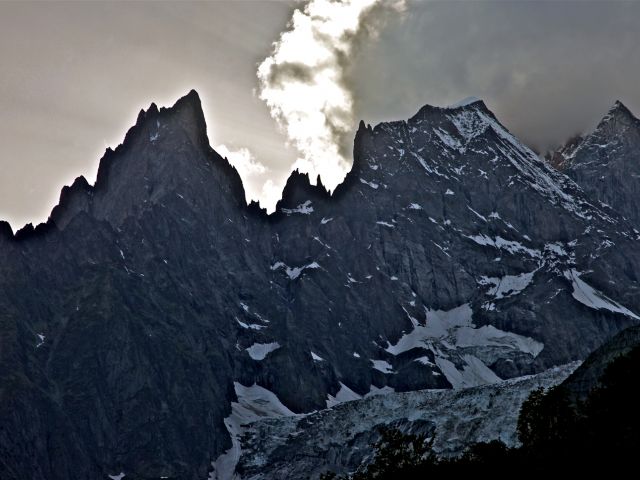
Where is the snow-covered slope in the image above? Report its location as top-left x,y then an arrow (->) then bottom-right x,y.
235,363 -> 578,479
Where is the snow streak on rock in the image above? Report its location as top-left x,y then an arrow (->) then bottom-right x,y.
564,270 -> 640,320
281,200 -> 314,215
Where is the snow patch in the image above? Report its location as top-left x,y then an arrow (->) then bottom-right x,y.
385,304 -> 543,388
545,243 -> 568,256
210,383 -> 295,480
271,261 -> 320,280
465,234 -> 541,258
371,359 -> 394,374
564,270 -> 640,320
281,200 -> 313,215
415,356 -> 435,366
246,342 -> 281,361
326,382 -> 362,408
270,261 -> 286,271
366,385 -> 396,397
479,270 -> 536,300
435,354 -> 501,389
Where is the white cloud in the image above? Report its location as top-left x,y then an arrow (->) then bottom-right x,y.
257,0 -> 406,193
216,144 -> 267,176
260,177 -> 287,212
214,1 -> 405,214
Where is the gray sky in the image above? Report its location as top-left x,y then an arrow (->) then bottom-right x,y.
1,0 -> 639,229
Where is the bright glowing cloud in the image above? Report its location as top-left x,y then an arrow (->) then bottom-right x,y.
214,0 -> 406,212
257,0 -> 406,194
216,144 -> 270,203
260,178 -> 286,209
216,144 -> 267,176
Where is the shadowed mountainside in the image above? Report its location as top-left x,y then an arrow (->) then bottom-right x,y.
1,91 -> 639,479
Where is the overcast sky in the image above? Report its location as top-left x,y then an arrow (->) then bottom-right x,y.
1,0 -> 639,229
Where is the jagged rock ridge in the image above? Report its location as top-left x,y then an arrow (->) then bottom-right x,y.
1,91 -> 639,480
547,100 -> 640,227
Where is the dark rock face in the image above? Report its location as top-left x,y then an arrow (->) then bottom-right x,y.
1,92 -> 639,479
562,324 -> 640,402
548,101 -> 640,227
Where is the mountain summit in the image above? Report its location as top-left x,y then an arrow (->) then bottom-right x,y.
548,100 -> 640,225
1,91 -> 639,479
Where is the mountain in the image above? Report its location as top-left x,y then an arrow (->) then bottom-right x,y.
1,91 -> 639,480
547,101 -> 640,227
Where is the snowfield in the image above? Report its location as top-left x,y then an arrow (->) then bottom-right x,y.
226,363 -> 578,479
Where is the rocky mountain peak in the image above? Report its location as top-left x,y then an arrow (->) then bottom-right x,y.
275,169 -> 331,216
160,89 -> 209,149
548,101 -> 640,168
606,99 -> 635,120
0,220 -> 12,240
43,89 -> 237,230
49,175 -> 93,229
409,97 -> 493,124
547,100 -> 640,226
591,99 -> 639,139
